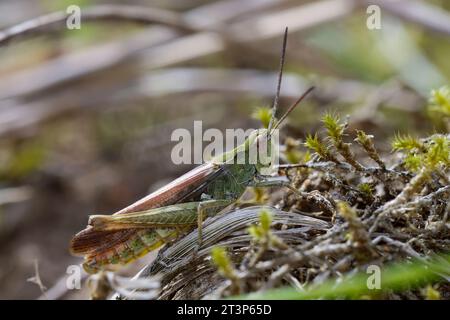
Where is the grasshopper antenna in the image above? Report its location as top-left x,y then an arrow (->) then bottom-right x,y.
268,27 -> 288,132
272,86 -> 315,131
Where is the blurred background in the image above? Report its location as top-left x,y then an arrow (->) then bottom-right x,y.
0,0 -> 449,299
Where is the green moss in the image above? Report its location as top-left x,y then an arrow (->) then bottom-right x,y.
211,246 -> 235,279
251,106 -> 273,129
429,86 -> 450,116
304,133 -> 332,161
392,133 -> 423,152
322,112 -> 344,142
425,135 -> 450,168
247,209 -> 273,241
404,154 -> 422,172
358,183 -> 373,197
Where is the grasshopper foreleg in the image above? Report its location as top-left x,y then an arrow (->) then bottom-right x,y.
250,175 -> 305,199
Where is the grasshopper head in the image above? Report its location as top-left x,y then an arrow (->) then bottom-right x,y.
246,85 -> 315,175
218,85 -> 315,174
213,127 -> 276,175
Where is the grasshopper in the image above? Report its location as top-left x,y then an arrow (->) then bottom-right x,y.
70,28 -> 315,274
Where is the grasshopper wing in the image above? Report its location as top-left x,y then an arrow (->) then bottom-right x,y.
70,162 -> 224,256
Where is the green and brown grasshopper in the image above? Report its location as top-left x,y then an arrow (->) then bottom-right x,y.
70,29 -> 314,274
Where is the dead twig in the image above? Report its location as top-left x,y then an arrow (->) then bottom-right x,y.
0,4 -> 197,45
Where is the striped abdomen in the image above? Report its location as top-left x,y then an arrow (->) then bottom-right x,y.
82,227 -> 191,273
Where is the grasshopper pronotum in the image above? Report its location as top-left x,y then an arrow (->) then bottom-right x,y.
70,28 -> 315,274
